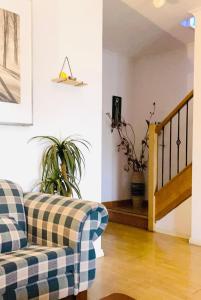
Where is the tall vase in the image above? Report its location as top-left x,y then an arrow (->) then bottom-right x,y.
131,171 -> 145,209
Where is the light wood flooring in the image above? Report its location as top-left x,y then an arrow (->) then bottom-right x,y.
88,222 -> 201,300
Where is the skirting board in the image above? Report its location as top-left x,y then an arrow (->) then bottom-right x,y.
189,238 -> 201,247
95,248 -> 104,258
155,227 -> 190,240
94,237 -> 104,258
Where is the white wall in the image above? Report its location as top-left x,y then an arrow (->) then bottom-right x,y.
102,43 -> 194,238
131,44 -> 194,238
102,49 -> 135,201
102,44 -> 194,217
190,9 -> 201,246
0,0 -> 103,251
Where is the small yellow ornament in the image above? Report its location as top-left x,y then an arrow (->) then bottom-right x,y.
59,71 -> 68,80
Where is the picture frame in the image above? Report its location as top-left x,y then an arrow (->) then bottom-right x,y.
0,0 -> 32,125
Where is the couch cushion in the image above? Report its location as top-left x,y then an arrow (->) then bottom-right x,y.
2,274 -> 74,300
0,245 -> 74,295
0,180 -> 26,233
0,217 -> 27,253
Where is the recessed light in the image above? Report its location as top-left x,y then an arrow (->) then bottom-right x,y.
153,0 -> 166,8
181,16 -> 195,29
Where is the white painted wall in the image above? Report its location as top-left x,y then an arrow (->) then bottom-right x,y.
190,9 -> 201,246
102,49 -> 134,202
102,43 -> 194,238
0,0 -> 103,252
131,44 -> 194,238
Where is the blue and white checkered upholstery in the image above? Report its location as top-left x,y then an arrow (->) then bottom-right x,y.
0,216 -> 27,253
3,274 -> 74,300
0,180 -> 26,233
0,181 -> 108,299
24,193 -> 108,294
0,246 -> 74,296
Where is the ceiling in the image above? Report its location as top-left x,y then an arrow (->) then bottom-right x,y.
103,0 -> 201,58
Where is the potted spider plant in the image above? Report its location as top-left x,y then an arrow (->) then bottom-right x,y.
30,136 -> 90,198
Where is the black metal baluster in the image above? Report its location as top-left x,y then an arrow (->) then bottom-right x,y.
169,119 -> 172,181
157,94 -> 192,191
162,127 -> 165,187
177,110 -> 181,174
186,101 -> 189,166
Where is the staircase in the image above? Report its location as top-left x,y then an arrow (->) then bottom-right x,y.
105,200 -> 148,229
148,90 -> 193,231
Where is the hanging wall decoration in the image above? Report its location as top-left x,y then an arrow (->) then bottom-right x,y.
0,0 -> 32,125
52,56 -> 87,87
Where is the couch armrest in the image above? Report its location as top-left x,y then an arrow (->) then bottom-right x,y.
24,193 -> 108,294
24,192 -> 108,250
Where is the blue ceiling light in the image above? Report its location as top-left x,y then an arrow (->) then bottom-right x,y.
181,16 -> 196,29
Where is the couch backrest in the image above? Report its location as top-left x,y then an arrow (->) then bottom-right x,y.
0,180 -> 26,233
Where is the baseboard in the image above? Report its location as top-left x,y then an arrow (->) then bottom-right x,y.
155,227 -> 190,240
95,248 -> 104,258
189,238 -> 201,246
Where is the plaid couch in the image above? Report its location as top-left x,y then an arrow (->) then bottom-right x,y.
0,180 -> 108,300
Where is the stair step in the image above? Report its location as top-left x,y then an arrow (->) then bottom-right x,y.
105,201 -> 148,230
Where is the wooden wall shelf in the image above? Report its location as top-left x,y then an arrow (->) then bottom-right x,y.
52,78 -> 87,87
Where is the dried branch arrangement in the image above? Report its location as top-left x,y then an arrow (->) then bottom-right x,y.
107,102 -> 156,172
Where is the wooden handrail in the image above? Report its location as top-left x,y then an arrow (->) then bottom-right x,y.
155,90 -> 193,134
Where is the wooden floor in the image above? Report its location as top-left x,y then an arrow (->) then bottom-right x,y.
88,222 -> 201,300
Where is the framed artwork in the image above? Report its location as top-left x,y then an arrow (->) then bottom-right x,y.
0,0 -> 32,125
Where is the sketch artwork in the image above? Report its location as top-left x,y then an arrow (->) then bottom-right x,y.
0,8 -> 20,104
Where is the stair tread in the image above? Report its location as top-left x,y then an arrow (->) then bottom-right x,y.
108,206 -> 148,219
108,208 -> 148,229
104,200 -> 148,229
